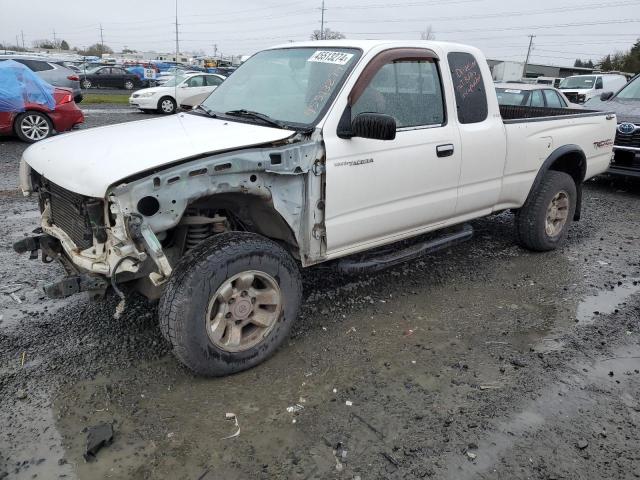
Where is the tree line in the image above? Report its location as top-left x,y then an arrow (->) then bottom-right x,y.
575,38 -> 640,74
0,38 -> 118,57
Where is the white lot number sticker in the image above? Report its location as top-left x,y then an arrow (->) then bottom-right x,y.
143,68 -> 156,80
308,50 -> 354,65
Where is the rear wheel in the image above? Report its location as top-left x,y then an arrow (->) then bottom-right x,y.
124,80 -> 135,90
159,232 -> 302,376
516,171 -> 577,251
14,111 -> 53,143
157,96 -> 176,114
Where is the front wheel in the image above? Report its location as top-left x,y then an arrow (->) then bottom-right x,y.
516,171 -> 577,251
159,232 -> 302,376
14,111 -> 53,143
157,96 -> 176,114
81,79 -> 92,89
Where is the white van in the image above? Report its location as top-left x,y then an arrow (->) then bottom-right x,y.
559,74 -> 627,103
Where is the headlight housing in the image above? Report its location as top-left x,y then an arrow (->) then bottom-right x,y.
139,91 -> 156,98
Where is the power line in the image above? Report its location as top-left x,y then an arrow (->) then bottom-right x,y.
329,0 -> 640,24
343,18 -> 640,35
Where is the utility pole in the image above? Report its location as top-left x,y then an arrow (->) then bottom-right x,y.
99,24 -> 104,54
52,28 -> 57,46
213,43 -> 218,58
320,0 -> 326,40
522,34 -> 535,80
21,30 -> 25,49
175,0 -> 180,62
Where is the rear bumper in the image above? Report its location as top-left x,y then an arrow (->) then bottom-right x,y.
50,102 -> 85,132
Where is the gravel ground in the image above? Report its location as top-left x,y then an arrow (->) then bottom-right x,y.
0,107 -> 639,479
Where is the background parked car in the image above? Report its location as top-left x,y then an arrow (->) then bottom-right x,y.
585,73 -> 640,178
0,55 -> 82,103
155,67 -> 202,85
129,73 -> 225,114
0,60 -> 84,143
495,83 -> 580,109
558,73 -> 627,104
80,66 -> 143,90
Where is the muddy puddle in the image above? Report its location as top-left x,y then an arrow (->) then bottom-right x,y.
440,343 -> 640,479
576,279 -> 640,325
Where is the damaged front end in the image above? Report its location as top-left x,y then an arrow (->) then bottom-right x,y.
15,130 -> 327,302
14,172 -> 170,300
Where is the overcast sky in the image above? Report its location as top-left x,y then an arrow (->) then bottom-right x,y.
1,0 -> 638,66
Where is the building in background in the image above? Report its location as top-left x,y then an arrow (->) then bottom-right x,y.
488,59 -> 595,82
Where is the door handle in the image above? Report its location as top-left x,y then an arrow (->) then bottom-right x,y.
436,144 -> 454,157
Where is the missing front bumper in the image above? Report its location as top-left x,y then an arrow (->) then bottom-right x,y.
13,233 -> 109,299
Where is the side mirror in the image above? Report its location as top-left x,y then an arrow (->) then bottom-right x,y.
180,83 -> 188,88
350,112 -> 397,141
600,91 -> 614,101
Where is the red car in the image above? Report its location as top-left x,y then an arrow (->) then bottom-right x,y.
0,87 -> 84,143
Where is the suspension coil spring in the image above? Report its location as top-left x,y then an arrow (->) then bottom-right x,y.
185,223 -> 212,250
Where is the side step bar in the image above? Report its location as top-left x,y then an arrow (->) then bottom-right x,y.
336,224 -> 473,275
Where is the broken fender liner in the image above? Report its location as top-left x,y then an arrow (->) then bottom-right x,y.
83,423 -> 114,461
336,224 -> 474,275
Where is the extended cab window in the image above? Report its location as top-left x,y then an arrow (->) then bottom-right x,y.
447,52 -> 488,124
352,60 -> 445,128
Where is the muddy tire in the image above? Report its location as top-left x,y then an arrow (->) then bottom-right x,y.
516,171 -> 577,252
159,232 -> 302,376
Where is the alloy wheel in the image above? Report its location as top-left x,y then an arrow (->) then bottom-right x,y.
20,115 -> 50,141
545,190 -> 569,237
205,270 -> 283,352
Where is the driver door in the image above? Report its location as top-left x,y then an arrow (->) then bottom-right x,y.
322,49 -> 462,255
177,75 -> 208,104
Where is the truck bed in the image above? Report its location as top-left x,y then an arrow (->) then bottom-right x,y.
500,105 -> 609,123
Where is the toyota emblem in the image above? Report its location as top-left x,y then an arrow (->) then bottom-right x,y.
617,122 -> 636,135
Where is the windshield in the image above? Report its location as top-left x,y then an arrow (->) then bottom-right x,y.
162,75 -> 186,87
616,75 -> 640,100
201,47 -> 361,127
559,76 -> 595,90
495,88 -> 527,106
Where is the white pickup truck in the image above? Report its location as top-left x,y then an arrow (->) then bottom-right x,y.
15,41 -> 616,376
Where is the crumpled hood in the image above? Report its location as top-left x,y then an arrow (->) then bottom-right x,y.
22,113 -> 294,197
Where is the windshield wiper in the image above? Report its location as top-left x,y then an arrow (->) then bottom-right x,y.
224,109 -> 289,129
191,104 -> 217,118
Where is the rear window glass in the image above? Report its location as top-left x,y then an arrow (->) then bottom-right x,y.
14,59 -> 54,72
495,88 -> 526,106
447,52 -> 488,124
